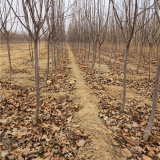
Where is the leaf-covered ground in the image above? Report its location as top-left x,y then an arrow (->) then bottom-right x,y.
71,45 -> 160,160
0,44 -> 88,159
1,43 -> 160,160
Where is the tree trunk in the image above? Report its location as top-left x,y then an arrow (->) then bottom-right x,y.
143,57 -> 160,141
77,42 -> 79,54
122,45 -> 130,109
114,41 -> 117,65
29,40 -> 31,60
61,42 -> 63,57
33,39 -> 40,125
91,42 -> 96,73
108,49 -> 112,65
84,42 -> 87,64
54,43 -> 56,67
78,42 -> 80,54
87,42 -> 90,65
46,40 -> 50,80
7,39 -> 12,78
136,44 -> 143,74
39,38 -> 40,57
135,42 -> 138,65
148,46 -> 151,83
57,42 -> 59,61
51,43 -> 53,72
97,44 -> 101,79
31,38 -> 34,62
157,44 -> 159,60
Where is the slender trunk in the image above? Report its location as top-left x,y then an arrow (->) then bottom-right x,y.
137,44 -> 143,74
143,47 -> 146,67
143,57 -> 160,141
46,40 -> 50,80
51,43 -> 53,72
31,38 -> 34,62
84,42 -> 87,64
114,41 -> 117,65
77,42 -> 78,54
122,45 -> 130,109
87,42 -> 90,65
97,44 -> 101,79
33,39 -> 40,125
7,39 -> 12,78
148,46 -> 151,83
135,43 -> 138,65
91,42 -> 96,73
157,45 -> 159,59
78,42 -> 80,54
61,42 -> 63,57
118,41 -> 120,56
29,40 -> 31,60
39,38 -> 40,57
57,42 -> 59,61
54,43 -> 56,67
109,50 -> 112,65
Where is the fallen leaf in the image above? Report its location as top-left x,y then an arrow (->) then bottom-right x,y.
51,124 -> 60,133
17,155 -> 24,160
62,146 -> 69,154
1,150 -> 9,158
121,148 -> 132,158
0,118 -> 8,123
47,80 -> 52,85
67,116 -> 72,123
124,123 -> 132,129
142,155 -> 152,160
124,136 -> 139,146
132,122 -> 139,128
23,147 -> 30,156
77,139 -> 86,147
147,151 -> 154,158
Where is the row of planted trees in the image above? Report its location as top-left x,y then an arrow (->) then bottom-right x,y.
1,0 -> 160,141
67,0 -> 160,141
0,0 -> 66,124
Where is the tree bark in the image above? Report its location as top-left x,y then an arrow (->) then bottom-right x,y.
91,42 -> 96,73
57,42 -> 59,61
122,45 -> 130,109
33,39 -> 40,125
7,39 -> 12,78
46,40 -> 50,80
114,41 -> 117,65
97,44 -> 101,79
143,58 -> 160,141
148,46 -> 151,82
54,43 -> 56,67
84,42 -> 87,64
157,44 -> 159,60
87,42 -> 90,65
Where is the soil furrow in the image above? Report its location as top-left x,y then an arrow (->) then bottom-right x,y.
67,45 -> 121,160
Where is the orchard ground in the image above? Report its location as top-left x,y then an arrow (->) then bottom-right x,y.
0,42 -> 160,159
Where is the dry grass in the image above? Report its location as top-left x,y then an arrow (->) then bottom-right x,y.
0,42 -> 49,87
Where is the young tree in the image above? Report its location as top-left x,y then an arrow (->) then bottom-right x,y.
97,0 -> 111,78
7,0 -> 50,125
145,6 -> 160,82
0,0 -> 17,78
111,0 -> 138,109
143,0 -> 160,142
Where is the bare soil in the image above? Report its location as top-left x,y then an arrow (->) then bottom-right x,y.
67,45 -> 122,160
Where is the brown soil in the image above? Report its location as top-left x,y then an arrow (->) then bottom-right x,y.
0,42 -> 48,86
67,45 -> 122,160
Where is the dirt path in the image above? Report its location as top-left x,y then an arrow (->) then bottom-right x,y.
67,45 -> 121,160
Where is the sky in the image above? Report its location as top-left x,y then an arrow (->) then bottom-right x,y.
1,0 -> 77,34
1,0 -> 110,35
